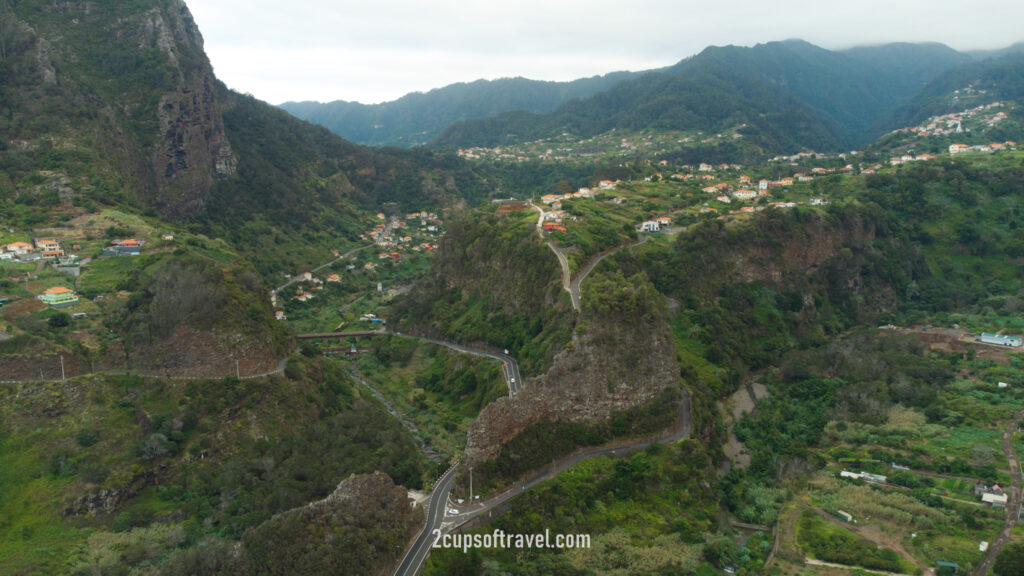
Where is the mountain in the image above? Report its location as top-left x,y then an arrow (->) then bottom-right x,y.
432,70 -> 840,159
430,40 -> 985,156
279,72 -> 641,147
0,0 -> 233,220
883,53 -> 1024,130
841,42 -> 975,90
967,41 -> 1024,60
0,0 -> 493,276
674,40 -> 973,146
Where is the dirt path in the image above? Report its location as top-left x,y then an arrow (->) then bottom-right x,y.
528,203 -> 575,310
804,558 -> 913,576
795,498 -> 927,574
974,404 -> 1024,576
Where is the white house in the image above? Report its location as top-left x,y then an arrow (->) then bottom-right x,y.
639,221 -> 661,233
982,492 -> 1008,506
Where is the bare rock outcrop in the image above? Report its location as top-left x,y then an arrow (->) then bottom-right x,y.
465,310 -> 679,465
144,1 -> 236,219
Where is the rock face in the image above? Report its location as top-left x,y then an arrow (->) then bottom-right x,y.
465,310 -> 679,465
130,326 -> 278,378
0,0 -> 235,220
143,1 -> 236,219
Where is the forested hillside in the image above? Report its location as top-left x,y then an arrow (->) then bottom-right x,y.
430,40 -> 994,158
883,53 -> 1024,130
0,0 -> 495,277
280,72 -> 640,147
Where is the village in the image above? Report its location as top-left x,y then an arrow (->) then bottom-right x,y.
0,235 -> 147,313
270,209 -> 444,331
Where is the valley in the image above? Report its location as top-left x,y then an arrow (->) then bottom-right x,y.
2,1 -> 1024,575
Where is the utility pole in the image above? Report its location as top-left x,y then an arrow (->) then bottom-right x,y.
235,360 -> 240,380
60,354 -> 65,382
469,467 -> 473,502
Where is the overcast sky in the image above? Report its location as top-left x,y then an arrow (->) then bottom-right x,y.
188,0 -> 1024,106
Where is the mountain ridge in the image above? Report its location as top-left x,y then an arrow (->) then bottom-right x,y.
425,40 -> 998,157
279,71 -> 644,147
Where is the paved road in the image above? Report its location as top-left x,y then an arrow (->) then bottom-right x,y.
297,329 -> 523,397
449,387 -> 691,527
570,234 -> 647,310
3,356 -> 291,384
390,331 -> 522,397
394,462 -> 460,576
974,404 -> 1024,576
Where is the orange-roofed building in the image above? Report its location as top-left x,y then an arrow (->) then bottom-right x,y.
6,242 -> 33,255
38,286 -> 79,307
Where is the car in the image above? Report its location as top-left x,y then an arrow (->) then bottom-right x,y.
448,508 -> 459,515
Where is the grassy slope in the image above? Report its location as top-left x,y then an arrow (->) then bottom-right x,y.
0,355 -> 428,575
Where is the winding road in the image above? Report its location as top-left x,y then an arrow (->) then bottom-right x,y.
528,203 -> 575,310
569,234 -> 648,310
394,462 -> 460,576
394,385 -> 692,576
392,332 -> 522,397
300,329 -> 522,397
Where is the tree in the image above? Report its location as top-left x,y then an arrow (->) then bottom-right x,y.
994,542 -> 1024,576
48,312 -> 70,328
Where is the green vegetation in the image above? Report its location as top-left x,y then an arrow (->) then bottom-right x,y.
394,212 -> 575,377
472,388 -> 682,493
0,355 -> 428,575
280,72 -> 638,147
355,336 -> 507,456
427,440 -> 761,576
995,542 -> 1024,576
797,509 -> 919,574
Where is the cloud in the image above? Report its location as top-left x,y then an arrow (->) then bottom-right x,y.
188,0 -> 1024,104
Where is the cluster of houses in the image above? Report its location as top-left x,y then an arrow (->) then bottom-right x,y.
366,211 -> 440,252
539,182 -> 616,208
888,154 -> 938,166
2,237 -> 146,263
895,102 -> 1010,138
949,141 -> 1017,155
1,238 -> 69,262
538,183 -> 617,234
291,271 -> 345,303
974,483 -> 1008,507
457,146 -> 531,163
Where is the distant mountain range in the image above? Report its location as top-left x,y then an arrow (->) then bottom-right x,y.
279,72 -> 641,147
283,40 -> 1024,157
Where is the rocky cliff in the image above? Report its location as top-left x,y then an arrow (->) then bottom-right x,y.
143,1 -> 236,218
0,0 -> 234,219
465,270 -> 682,465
